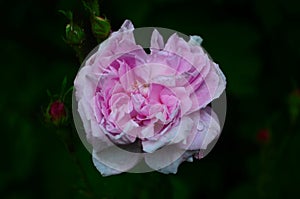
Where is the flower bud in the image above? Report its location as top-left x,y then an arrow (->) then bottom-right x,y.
91,16 -> 111,42
47,100 -> 67,126
65,23 -> 86,45
257,128 -> 270,144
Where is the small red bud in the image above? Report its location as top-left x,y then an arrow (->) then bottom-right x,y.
257,128 -> 270,144
48,100 -> 67,125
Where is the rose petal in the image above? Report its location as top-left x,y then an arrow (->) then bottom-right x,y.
133,63 -> 176,84
179,107 -> 221,152
151,29 -> 164,50
90,120 -> 114,151
91,20 -> 146,72
144,144 -> 186,173
163,33 -> 226,112
198,107 -> 221,149
92,147 -> 141,176
119,19 -> 134,32
74,65 -> 99,101
92,155 -> 122,176
171,87 -> 192,116
142,116 -> 194,153
157,150 -> 196,174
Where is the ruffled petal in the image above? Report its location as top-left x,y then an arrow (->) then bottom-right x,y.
93,155 -> 122,176
90,120 -> 114,151
92,146 -> 141,176
157,150 -> 196,174
142,116 -> 194,153
191,62 -> 226,110
144,144 -> 186,173
150,29 -> 164,50
91,20 -> 146,72
179,107 -> 221,153
74,65 -> 99,102
164,33 -> 226,111
198,107 -> 221,149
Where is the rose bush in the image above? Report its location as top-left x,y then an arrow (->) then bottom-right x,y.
74,20 -> 226,176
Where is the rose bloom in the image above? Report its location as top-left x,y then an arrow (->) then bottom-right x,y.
74,20 -> 226,176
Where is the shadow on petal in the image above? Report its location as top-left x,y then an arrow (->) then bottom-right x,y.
144,144 -> 187,173
92,146 -> 142,176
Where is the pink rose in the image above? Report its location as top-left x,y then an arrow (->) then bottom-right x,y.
74,20 -> 226,176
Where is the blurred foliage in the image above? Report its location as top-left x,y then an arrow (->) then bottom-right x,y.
1,0 -> 300,198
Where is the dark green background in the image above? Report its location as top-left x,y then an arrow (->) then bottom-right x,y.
1,0 -> 300,198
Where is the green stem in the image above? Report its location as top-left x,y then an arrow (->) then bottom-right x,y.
62,86 -> 74,101
68,144 -> 95,198
72,44 -> 87,64
57,128 -> 97,198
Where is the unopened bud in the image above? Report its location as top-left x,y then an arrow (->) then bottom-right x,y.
257,128 -> 270,144
91,16 -> 111,42
47,100 -> 67,126
65,23 -> 86,45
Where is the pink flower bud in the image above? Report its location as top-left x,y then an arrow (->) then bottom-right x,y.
49,100 -> 67,124
257,128 -> 270,144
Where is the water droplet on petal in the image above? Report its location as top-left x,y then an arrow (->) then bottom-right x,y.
197,120 -> 204,131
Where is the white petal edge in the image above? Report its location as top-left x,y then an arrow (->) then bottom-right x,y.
92,146 -> 141,176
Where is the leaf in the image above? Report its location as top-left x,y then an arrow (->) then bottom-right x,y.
58,10 -> 73,21
46,89 -> 52,97
60,76 -> 68,97
63,86 -> 74,101
82,0 -> 100,16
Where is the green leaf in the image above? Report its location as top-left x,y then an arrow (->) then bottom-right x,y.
65,23 -> 86,45
91,17 -> 111,43
63,86 -> 74,101
46,89 -> 52,97
82,0 -> 100,16
60,76 -> 67,98
58,10 -> 73,21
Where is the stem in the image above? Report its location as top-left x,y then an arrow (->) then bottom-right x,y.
72,44 -> 87,64
62,86 -> 74,101
67,143 -> 95,198
57,128 -> 98,198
